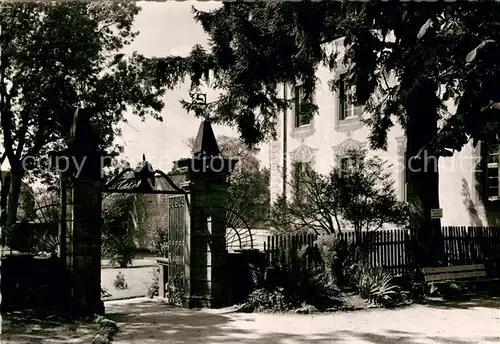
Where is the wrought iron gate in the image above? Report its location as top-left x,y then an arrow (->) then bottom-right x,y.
165,194 -> 188,306
224,204 -> 254,252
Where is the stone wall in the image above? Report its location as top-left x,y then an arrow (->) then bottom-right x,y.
130,172 -> 187,252
0,254 -> 66,313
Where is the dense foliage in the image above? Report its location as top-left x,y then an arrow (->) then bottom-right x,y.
245,234 -> 406,312
172,1 -> 500,152
146,267 -> 160,299
269,149 -> 408,239
0,1 -> 183,237
101,193 -> 136,268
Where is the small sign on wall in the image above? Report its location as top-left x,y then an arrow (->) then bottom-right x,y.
430,208 -> 443,219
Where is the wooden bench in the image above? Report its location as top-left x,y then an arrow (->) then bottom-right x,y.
421,264 -> 500,295
422,264 -> 487,284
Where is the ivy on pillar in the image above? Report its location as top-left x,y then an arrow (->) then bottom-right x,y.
176,120 -> 237,308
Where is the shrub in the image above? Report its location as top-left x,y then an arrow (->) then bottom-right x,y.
315,235 -> 363,289
146,268 -> 160,298
268,150 -> 410,236
113,272 -> 128,290
103,234 -> 136,268
351,264 -> 404,307
247,245 -> 340,311
245,288 -> 290,312
401,267 -> 428,301
142,213 -> 169,256
101,193 -> 136,268
165,269 -> 184,306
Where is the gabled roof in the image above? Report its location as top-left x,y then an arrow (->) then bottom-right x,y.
158,172 -> 187,192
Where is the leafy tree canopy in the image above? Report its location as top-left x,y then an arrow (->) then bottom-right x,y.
269,149 -> 408,239
0,1 -> 184,229
166,1 -> 500,153
0,1 -> 183,181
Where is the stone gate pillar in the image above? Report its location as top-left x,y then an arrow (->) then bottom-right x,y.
51,109 -> 105,316
176,120 -> 237,308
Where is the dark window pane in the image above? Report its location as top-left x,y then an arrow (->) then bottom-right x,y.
340,158 -> 348,171
339,73 -> 362,121
294,85 -> 311,127
293,161 -> 312,204
488,167 -> 498,178
488,186 -> 499,198
488,165 -> 499,198
339,75 -> 346,121
340,156 -> 362,171
488,144 -> 500,164
294,86 -> 301,127
488,154 -> 499,164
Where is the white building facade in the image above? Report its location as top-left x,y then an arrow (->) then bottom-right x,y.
269,42 -> 500,227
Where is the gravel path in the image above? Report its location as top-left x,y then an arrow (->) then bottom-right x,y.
2,297 -> 498,343
105,297 -> 500,344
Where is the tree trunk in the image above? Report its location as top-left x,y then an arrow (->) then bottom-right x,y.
1,172 -> 10,247
6,170 -> 23,248
405,78 -> 445,267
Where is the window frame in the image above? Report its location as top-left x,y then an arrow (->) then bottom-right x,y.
292,161 -> 311,203
339,155 -> 363,172
293,84 -> 312,128
487,143 -> 500,201
338,73 -> 362,122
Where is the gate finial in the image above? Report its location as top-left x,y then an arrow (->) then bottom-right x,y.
192,120 -> 221,158
68,108 -> 99,154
